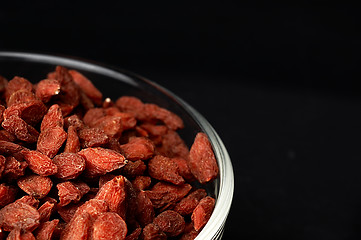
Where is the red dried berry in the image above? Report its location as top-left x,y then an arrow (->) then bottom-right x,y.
64,125 -> 81,153
40,104 -> 64,132
78,127 -> 109,148
17,174 -> 53,199
188,133 -> 219,184
38,201 -> 56,223
0,184 -> 16,208
156,130 -> 189,159
119,137 -> 155,161
74,199 -> 109,220
37,126 -> 67,158
83,108 -> 105,127
78,148 -> 126,177
21,150 -> 57,176
2,115 -> 39,143
92,115 -> 123,138
135,190 -> 155,227
95,176 -> 126,218
153,210 -> 185,237
0,202 -> 40,231
60,212 -> 91,240
53,153 -> 86,180
173,189 -> 207,216
90,212 -> 127,240
7,89 -> 36,107
191,196 -> 215,231
142,103 -> 184,130
142,223 -> 167,240
35,219 -> 59,240
172,157 -> 195,182
115,96 -> 146,120
57,182 -> 81,207
122,160 -> 146,179
2,156 -> 28,180
14,195 -> 39,208
35,79 -> 61,103
5,76 -> 33,102
132,176 -> 152,191
148,155 -> 185,185
3,100 -> 47,126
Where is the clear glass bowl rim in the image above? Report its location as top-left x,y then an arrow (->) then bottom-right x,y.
0,51 -> 234,240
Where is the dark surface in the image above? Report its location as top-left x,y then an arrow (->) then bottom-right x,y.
1,2 -> 360,239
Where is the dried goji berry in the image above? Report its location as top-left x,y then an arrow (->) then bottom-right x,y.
0,184 -> 16,208
90,212 -> 127,240
17,174 -> 53,199
156,130 -> 189,159
191,196 -> 215,231
7,228 -> 36,240
37,126 -> 67,158
64,114 -> 85,130
34,219 -> 59,240
125,227 -> 142,240
40,104 -> 64,132
142,103 -> 184,130
0,202 -> 40,231
78,127 -> 109,148
145,182 -> 192,210
148,155 -> 185,185
78,148 -> 126,177
2,115 -> 39,143
2,156 -> 28,180
95,176 -> 126,219
0,129 -> 16,142
57,202 -> 83,223
68,70 -> 103,106
141,223 -> 167,240
153,210 -> 185,237
0,155 -> 5,178
172,157 -> 195,182
132,176 -> 151,191
60,212 -> 91,240
173,189 -> 207,216
115,96 -> 146,120
122,160 -> 146,179
188,133 -> 219,184
119,137 -> 155,161
64,125 -> 81,153
74,199 -> 108,220
57,182 -> 81,207
38,201 -> 56,223
21,150 -> 57,176
14,195 -> 39,208
0,105 -> 4,126
0,141 -> 25,160
83,108 -> 105,127
5,76 -> 33,102
53,153 -> 86,180
3,100 -> 47,126
7,90 -> 36,107
135,190 -> 154,227
92,115 -> 123,138
35,79 -> 61,103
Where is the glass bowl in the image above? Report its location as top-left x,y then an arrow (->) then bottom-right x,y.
0,51 -> 234,240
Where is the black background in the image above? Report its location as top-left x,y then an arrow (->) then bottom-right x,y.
1,2 -> 360,239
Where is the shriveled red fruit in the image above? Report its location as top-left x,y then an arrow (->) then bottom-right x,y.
179,227 -> 198,240
132,176 -> 152,191
0,141 -> 26,159
142,223 -> 167,240
15,195 -> 39,208
119,137 -> 155,161
191,196 -> 215,231
173,189 -> 207,216
73,181 -> 90,198
148,155 -> 184,185
21,150 -> 57,176
69,70 -> 103,106
115,96 -> 146,120
92,115 -> 123,138
53,153 -> 86,180
35,79 -> 61,103
3,100 -> 47,126
122,160 -> 146,179
17,174 -> 53,199
140,123 -> 168,137
156,130 -> 189,159
145,182 -> 192,209
0,155 -> 5,177
64,125 -> 81,153
7,89 -> 36,107
0,129 -> 16,142
78,148 -> 126,177
79,90 -> 95,110
153,210 -> 185,237
60,212 -> 91,240
188,133 -> 219,184
40,104 -> 64,132
83,108 -> 105,127
135,191 -> 154,227
95,176 -> 126,218
142,103 -> 184,130
0,202 -> 40,231
104,108 -> 136,130
2,115 -> 39,143
2,156 -> 28,180
35,219 -> 59,240
37,126 -> 67,158
7,228 -> 36,240
74,199 -> 108,220
64,114 -> 85,130
58,203 -> 83,223
125,227 -> 142,240
57,181 -> 81,207
91,212 -> 127,240
0,184 -> 16,208
172,157 -> 195,182
0,105 -> 5,125
38,201 -> 56,223
5,76 -> 33,102
78,127 -> 109,148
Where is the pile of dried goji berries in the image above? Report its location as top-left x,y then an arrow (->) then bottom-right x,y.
0,66 -> 219,240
